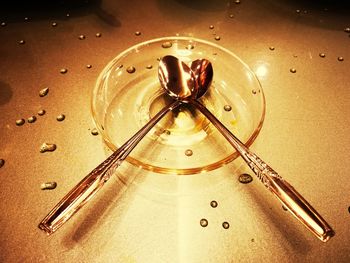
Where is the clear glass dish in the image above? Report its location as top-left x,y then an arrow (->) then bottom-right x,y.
91,36 -> 265,175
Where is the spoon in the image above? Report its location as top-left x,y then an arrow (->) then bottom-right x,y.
159,55 -> 334,242
38,56 -> 197,235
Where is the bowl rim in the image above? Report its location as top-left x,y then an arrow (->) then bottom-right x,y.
91,36 -> 266,175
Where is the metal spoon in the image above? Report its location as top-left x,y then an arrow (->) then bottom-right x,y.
38,56 -> 197,235
159,55 -> 335,242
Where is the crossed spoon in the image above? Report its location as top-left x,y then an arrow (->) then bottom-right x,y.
39,55 -> 334,242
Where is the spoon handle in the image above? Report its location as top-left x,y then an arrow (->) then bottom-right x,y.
191,99 -> 334,242
39,100 -> 181,235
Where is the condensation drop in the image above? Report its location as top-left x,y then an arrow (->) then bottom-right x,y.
269,46 -> 275,51
38,109 -> 46,116
296,9 -> 301,13
56,114 -> 65,121
185,149 -> 193,156
186,44 -> 194,50
78,35 -> 86,40
290,68 -> 297,73
52,22 -> 57,27
222,222 -> 230,229
319,53 -> 326,58
252,89 -> 257,94
95,32 -> 102,37
135,31 -> 141,36
41,182 -> 57,190
40,143 -> 57,153
28,116 -> 37,123
235,0 -> 241,4
91,128 -> 99,136
126,66 -> 136,73
344,27 -> 350,33
214,36 -> 221,41
224,105 -> 232,111
146,64 -> 153,69
86,64 -> 92,69
1,22 -> 6,26
200,218 -> 208,227
239,173 -> 253,184
16,119 -> 25,126
19,40 -> 25,44
282,205 -> 288,211
210,200 -> 218,208
60,68 -> 68,74
209,25 -> 214,29
162,41 -> 172,48
338,56 -> 344,61
229,14 -> 234,18
39,87 -> 49,97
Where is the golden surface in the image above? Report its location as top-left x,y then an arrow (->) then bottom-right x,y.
0,1 -> 349,262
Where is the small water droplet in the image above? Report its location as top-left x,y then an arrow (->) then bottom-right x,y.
252,89 -> 257,94
38,109 -> 46,116
229,14 -> 234,18
86,64 -> 92,69
214,36 -> 221,41
126,66 -> 136,73
296,9 -> 301,13
282,205 -> 288,211
135,31 -> 141,36
146,64 -> 153,69
185,149 -> 193,156
28,116 -> 37,123
66,13 -> 70,17
222,221 -> 230,229
224,105 -> 232,111
95,32 -> 102,37
319,53 -> 326,58
303,10 -> 308,14
209,25 -> 214,29
56,114 -> 65,121
344,27 -> 350,33
39,87 -> 49,97
52,22 -> 57,27
60,68 -> 68,74
0,159 -> 5,168
186,44 -> 194,50
78,35 -> 86,40
239,173 -> 253,184
235,0 -> 241,4
24,17 -> 29,21
16,119 -> 25,126
91,128 -> 99,136
200,218 -> 208,227
210,200 -> 218,208
19,40 -> 25,45
162,41 -> 172,48
338,56 -> 344,61
290,68 -> 297,73
1,22 -> 6,26
40,143 -> 57,153
269,46 -> 275,51
40,182 -> 57,190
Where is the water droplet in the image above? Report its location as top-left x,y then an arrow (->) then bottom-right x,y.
60,68 -> 68,74
135,31 -> 141,36
38,109 -> 46,116
224,105 -> 232,111
282,205 -> 288,211
252,89 -> 257,94
24,17 -> 29,21
296,9 -> 301,13
19,40 -> 25,45
146,64 -> 153,69
214,36 -> 221,41
162,41 -> 172,48
290,68 -> 297,73
1,22 -> 6,27
238,173 -> 253,184
319,53 -> 326,58
235,0 -> 241,4
186,44 -> 194,50
56,114 -> 65,121
229,14 -> 234,18
39,87 -> 49,97
78,35 -> 86,40
95,32 -> 102,37
126,66 -> 136,73
344,27 -> 350,33
40,143 -> 57,153
269,46 -> 275,51
86,64 -> 92,69
164,130 -> 171,135
0,159 -> 5,168
40,182 -> 57,190
338,56 -> 344,61
200,218 -> 208,227
91,128 -> 99,136
52,22 -> 57,27
303,10 -> 308,14
185,149 -> 193,156
222,221 -> 230,229
28,116 -> 37,123
16,119 -> 25,126
209,25 -> 214,29
66,13 -> 70,17
210,200 -> 218,208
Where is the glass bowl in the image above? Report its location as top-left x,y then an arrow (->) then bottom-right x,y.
91,36 -> 265,175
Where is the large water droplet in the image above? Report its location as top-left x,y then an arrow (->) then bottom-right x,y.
222,221 -> 230,229
126,66 -> 136,73
200,218 -> 208,227
209,25 -> 214,29
210,200 -> 218,208
16,119 -> 25,126
39,87 -> 49,97
338,56 -> 344,61
28,116 -> 37,123
40,143 -> 57,153
162,41 -> 172,48
239,173 -> 253,184
56,114 -> 65,121
41,182 -> 57,190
